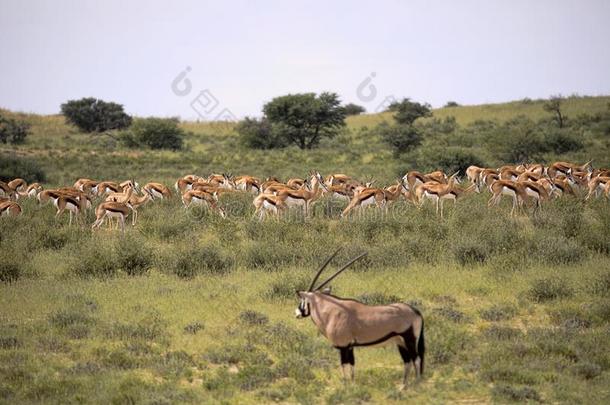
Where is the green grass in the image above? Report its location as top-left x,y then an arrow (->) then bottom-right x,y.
1,96 -> 610,403
1,194 -> 610,403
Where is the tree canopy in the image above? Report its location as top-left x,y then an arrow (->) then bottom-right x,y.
261,92 -> 346,149
387,98 -> 432,125
60,97 -> 132,133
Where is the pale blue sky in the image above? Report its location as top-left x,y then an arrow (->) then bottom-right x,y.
1,0 -> 609,119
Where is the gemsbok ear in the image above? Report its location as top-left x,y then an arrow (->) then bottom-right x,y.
321,287 -> 332,294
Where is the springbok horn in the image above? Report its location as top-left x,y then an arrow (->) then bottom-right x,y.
315,252 -> 368,291
308,248 -> 342,291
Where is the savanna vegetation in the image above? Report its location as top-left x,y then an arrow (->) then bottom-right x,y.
1,94 -> 610,403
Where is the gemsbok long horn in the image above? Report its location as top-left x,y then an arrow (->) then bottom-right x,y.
308,247 -> 342,291
315,252 -> 368,291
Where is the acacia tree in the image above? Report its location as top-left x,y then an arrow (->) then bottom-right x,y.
60,97 -> 132,133
380,98 -> 431,155
543,95 -> 565,128
262,92 -> 346,149
387,98 -> 432,125
344,103 -> 366,116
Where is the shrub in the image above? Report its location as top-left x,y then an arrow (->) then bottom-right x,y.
496,116 -> 548,162
452,240 -> 487,266
343,103 -> 366,116
0,155 -> 46,183
60,97 -> 132,133
480,304 -> 517,321
263,272 -> 310,301
544,130 -> 583,153
590,271 -> 610,296
127,117 -> 184,150
239,310 -> 269,326
483,325 -> 521,340
115,234 -> 152,276
534,235 -> 584,265
164,243 -> 233,279
387,98 -> 432,125
183,322 -> 204,335
0,258 -> 22,283
0,113 -> 29,144
492,384 -> 541,402
571,362 -> 602,379
378,122 -> 422,155
433,307 -> 470,323
70,239 -> 117,278
236,117 -> 286,149
444,101 -> 460,108
107,310 -> 168,343
528,278 -> 573,302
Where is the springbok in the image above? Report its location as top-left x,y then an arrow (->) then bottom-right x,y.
143,182 -> 172,200
0,200 -> 22,216
295,249 -> 425,388
92,201 -> 133,233
414,172 -> 460,217
253,193 -> 287,220
182,190 -> 226,218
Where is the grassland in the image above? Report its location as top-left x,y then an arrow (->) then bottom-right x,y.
1,96 -> 610,404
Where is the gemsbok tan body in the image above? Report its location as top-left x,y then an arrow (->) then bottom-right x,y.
296,250 -> 425,388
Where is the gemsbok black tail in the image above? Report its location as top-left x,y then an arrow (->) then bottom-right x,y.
418,317 -> 425,375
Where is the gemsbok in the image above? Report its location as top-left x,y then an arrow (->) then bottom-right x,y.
295,249 -> 425,388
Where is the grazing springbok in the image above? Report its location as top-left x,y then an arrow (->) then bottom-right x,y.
0,200 -> 22,216
182,190 -> 226,218
253,193 -> 288,220
295,249 -> 425,388
92,201 -> 133,233
143,182 -> 172,200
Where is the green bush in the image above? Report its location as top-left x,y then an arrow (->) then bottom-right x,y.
528,278 -> 573,302
544,130 -> 583,153
480,304 -> 517,321
163,243 -> 233,279
378,122 -> 422,155
69,238 -> 117,278
0,257 -> 22,283
533,235 -> 584,265
60,97 -> 132,133
115,234 -> 152,276
0,155 -> 46,183
236,117 -> 286,149
127,117 -> 184,150
492,384 -> 541,402
0,113 -> 29,144
263,272 -> 310,301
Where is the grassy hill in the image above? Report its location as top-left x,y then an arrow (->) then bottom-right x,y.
1,96 -> 610,404
2,94 -> 610,186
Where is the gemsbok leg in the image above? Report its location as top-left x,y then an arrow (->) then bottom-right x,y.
338,347 -> 355,382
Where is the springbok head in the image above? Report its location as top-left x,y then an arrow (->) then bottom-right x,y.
310,170 -> 328,192
295,249 -> 368,318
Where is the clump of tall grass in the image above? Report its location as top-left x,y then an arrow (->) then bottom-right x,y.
115,233 -> 152,276
159,241 -> 234,279
528,278 -> 573,302
68,237 -> 117,278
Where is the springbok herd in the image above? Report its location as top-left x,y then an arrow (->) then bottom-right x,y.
1,160 -> 609,228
